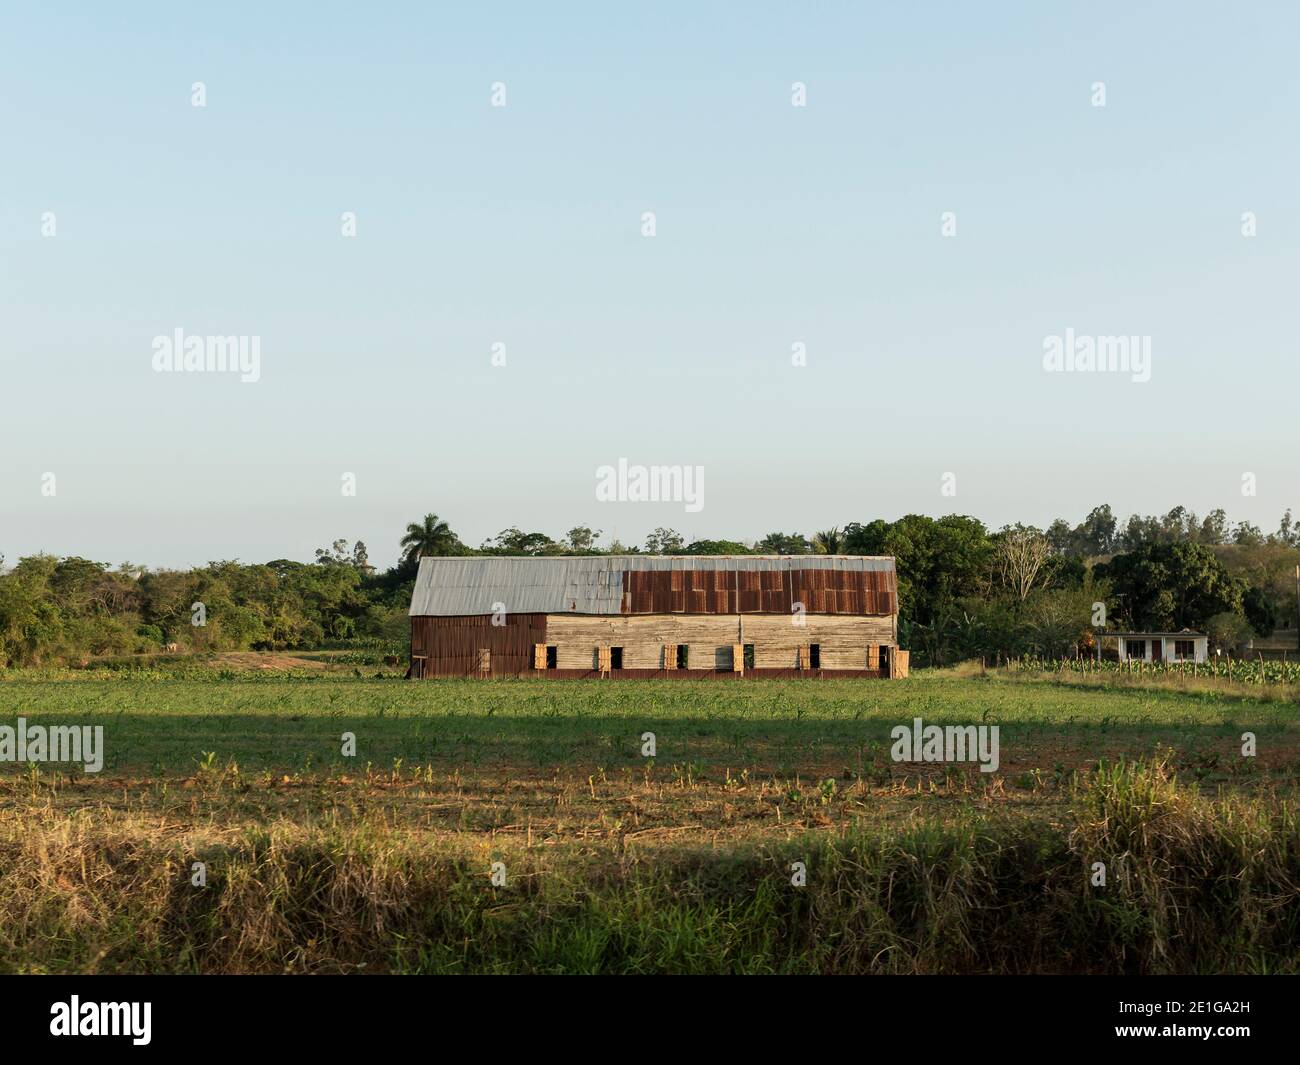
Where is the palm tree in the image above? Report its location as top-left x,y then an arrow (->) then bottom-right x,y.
400,514 -> 458,565
813,527 -> 843,555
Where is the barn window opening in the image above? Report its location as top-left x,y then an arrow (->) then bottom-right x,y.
809,644 -> 821,669
743,644 -> 755,670
610,646 -> 624,670
546,645 -> 557,669
676,644 -> 689,669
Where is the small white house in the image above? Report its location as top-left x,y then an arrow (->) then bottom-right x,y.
1097,630 -> 1208,664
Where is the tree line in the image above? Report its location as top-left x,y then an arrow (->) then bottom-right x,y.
1,504 -> 1296,668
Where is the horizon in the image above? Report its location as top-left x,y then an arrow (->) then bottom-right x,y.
2,499 -> 1294,574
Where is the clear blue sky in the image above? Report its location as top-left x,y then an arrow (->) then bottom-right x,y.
2,2 -> 1297,568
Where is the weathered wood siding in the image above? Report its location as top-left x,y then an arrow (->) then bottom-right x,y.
411,600 -> 900,677
546,613 -> 895,671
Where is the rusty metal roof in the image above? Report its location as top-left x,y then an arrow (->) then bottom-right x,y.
409,555 -> 896,617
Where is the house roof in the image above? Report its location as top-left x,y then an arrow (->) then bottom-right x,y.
409,555 -> 896,617
1097,631 -> 1207,639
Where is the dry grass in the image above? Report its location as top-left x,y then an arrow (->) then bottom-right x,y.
0,758 -> 1296,974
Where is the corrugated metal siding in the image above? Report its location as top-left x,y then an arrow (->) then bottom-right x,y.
621,565 -> 894,614
409,556 -> 896,617
410,613 -> 548,676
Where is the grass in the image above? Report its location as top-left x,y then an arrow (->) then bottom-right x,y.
0,671 -> 1295,776
1,757 -> 1295,974
0,666 -> 1296,973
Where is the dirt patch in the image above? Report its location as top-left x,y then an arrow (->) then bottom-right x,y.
210,651 -> 331,671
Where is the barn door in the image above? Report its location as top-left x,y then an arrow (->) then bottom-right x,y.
597,645 -> 612,675
732,643 -> 743,674
894,650 -> 910,679
477,648 -> 491,678
533,643 -> 547,670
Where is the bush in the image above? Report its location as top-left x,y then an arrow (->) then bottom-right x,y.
1205,611 -> 1254,652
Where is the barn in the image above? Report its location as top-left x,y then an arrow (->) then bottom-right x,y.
407,555 -> 906,678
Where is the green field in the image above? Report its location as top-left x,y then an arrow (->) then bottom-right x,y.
2,671 -> 1296,776
1,667 -> 1297,974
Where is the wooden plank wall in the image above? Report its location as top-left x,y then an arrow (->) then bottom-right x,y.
546,613 -> 895,670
